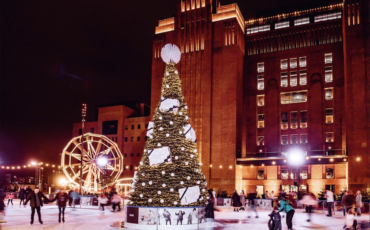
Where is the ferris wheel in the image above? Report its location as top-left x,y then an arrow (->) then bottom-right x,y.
61,133 -> 124,192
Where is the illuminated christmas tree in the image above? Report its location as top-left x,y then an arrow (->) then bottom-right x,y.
129,44 -> 208,207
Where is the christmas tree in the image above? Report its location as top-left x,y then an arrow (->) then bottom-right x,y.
129,44 -> 208,207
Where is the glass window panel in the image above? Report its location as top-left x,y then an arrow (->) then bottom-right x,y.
325,53 -> 332,64
257,62 -> 264,73
281,91 -> 307,104
275,21 -> 289,29
281,59 -> 288,70
291,112 -> 298,129
314,12 -> 342,22
258,114 -> 265,128
281,112 -> 288,130
300,134 -> 307,144
281,72 -> 288,87
281,169 -> 289,179
325,88 -> 333,100
257,136 -> 264,146
299,57 -> 306,67
290,58 -> 297,68
290,71 -> 297,86
257,170 -> 264,180
247,25 -> 270,34
291,169 -> 298,179
326,108 -> 334,124
294,17 -> 310,26
325,66 -> 333,82
257,75 -> 264,90
299,70 -> 307,85
326,132 -> 334,142
300,169 -> 308,179
257,95 -> 265,106
281,135 -> 289,145
291,134 -> 298,144
326,168 -> 334,179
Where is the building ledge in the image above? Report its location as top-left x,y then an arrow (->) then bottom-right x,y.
237,155 -> 348,166
212,4 -> 245,33
155,17 -> 175,34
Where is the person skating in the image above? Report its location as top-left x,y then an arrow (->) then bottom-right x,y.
68,189 -> 73,207
6,193 -> 14,206
175,210 -> 185,225
298,192 -> 317,222
0,193 -> 6,223
111,192 -> 121,212
99,193 -> 108,211
24,185 -> 49,225
268,206 -> 282,230
345,208 -> 358,230
205,189 -> 215,219
211,188 -> 217,206
163,209 -> 171,225
355,190 -> 362,216
342,190 -> 349,216
232,190 -> 241,212
49,188 -> 70,223
70,188 -> 79,208
247,189 -> 258,218
19,186 -> 27,206
325,189 -> 334,217
278,197 -> 295,230
240,190 -> 246,211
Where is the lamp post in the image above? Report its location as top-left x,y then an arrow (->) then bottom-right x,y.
31,162 -> 42,191
79,103 -> 87,195
287,148 -> 305,199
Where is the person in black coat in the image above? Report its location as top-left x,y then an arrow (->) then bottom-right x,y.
247,189 -> 259,218
175,210 -> 185,225
19,186 -> 26,206
49,189 -> 70,223
232,190 -> 241,212
24,185 -> 49,225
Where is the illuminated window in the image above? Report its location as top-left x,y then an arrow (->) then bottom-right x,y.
247,25 -> 270,34
299,57 -> 306,67
290,71 -> 297,86
275,21 -> 289,29
294,17 -> 310,26
138,124 -> 141,129
281,135 -> 289,145
300,169 -> 308,179
257,114 -> 265,128
257,75 -> 264,90
325,88 -> 333,100
281,112 -> 288,130
299,70 -> 307,85
300,111 -> 307,128
281,91 -> 307,104
281,59 -> 288,70
257,170 -> 264,180
325,66 -> 333,82
326,132 -> 334,143
291,134 -> 298,144
314,12 -> 342,22
281,169 -> 289,179
290,58 -> 297,68
257,136 -> 264,146
281,72 -> 288,87
257,62 -> 264,73
291,112 -> 298,129
257,95 -> 265,107
326,168 -> 334,179
326,108 -> 334,124
291,169 -> 298,179
325,53 -> 332,64
300,134 -> 307,144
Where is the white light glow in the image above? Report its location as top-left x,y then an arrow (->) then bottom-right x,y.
97,157 -> 108,167
288,148 -> 305,166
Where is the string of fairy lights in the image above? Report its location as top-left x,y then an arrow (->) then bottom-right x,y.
0,162 -> 61,170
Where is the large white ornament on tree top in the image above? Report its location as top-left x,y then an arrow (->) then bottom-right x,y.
161,44 -> 181,64
183,124 -> 197,143
148,146 -> 172,166
178,186 -> 201,205
146,121 -> 154,138
159,98 -> 180,113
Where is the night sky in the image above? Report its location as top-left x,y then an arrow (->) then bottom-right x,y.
0,0 -> 314,165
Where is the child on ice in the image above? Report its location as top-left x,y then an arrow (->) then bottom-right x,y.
268,206 -> 282,230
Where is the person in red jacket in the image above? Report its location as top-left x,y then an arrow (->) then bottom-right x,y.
49,188 -> 70,223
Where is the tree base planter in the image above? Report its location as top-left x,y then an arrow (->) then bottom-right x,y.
125,206 -> 208,230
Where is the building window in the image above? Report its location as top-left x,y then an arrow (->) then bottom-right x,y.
325,88 -> 333,100
290,58 -> 297,69
137,153 -> 140,157
291,134 -> 298,144
314,12 -> 342,22
145,124 -> 149,129
130,153 -> 134,157
291,112 -> 298,129
281,169 -> 289,179
326,109 -> 334,124
325,53 -> 332,64
300,134 -> 307,144
137,136 -> 140,141
246,24 -> 270,34
257,95 -> 265,107
281,72 -> 288,87
281,113 -> 288,130
299,57 -> 306,67
138,124 -> 141,129
275,21 -> 289,29
257,114 -> 264,128
125,137 -> 128,142
291,169 -> 298,179
326,132 -> 334,143
131,137 -> 134,142
257,136 -> 264,146
281,91 -> 307,104
257,62 -> 264,73
294,17 -> 309,26
300,111 -> 307,128
124,153 -> 127,157
281,59 -> 288,70
325,66 -> 333,83
131,125 -> 134,130
257,75 -> 264,90
300,169 -> 308,179
125,125 -> 128,130
281,135 -> 289,145
78,129 -> 82,135
290,71 -> 297,87
130,165 -> 133,170
88,128 -> 93,133
257,170 -> 264,180
326,168 -> 334,179
299,70 -> 307,85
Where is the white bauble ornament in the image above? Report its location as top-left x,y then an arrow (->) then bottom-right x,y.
175,156 -> 178,160
159,127 -> 163,131
142,183 -> 146,186
180,181 -> 184,185
142,173 -> 145,176
186,116 -> 189,119
130,201 -> 133,204
202,189 -> 206,192
200,197 -> 204,200
166,72 -> 169,76
204,182 -> 207,185
174,201 -> 178,205
181,147 -> 185,151
187,176 -> 191,180
144,149 -> 147,152
131,189 -> 135,192
140,194 -> 143,198
171,173 -> 175,177
170,188 -> 174,192
197,181 -> 200,184
166,85 -> 169,88
194,149 -> 197,153
157,143 -> 162,147
161,97 -> 165,100
162,184 -> 166,187
190,154 -> 194,158
161,44 -> 181,64
149,181 -> 153,185
166,133 -> 170,137
158,191 -> 162,195
170,121 -> 173,125
185,162 -> 189,165
207,196 -> 209,199
179,131 -> 183,134
175,70 -> 178,74
199,162 -> 203,166
185,106 -> 188,109
162,171 -> 165,175
140,162 -> 143,165
196,169 -> 199,172
179,112 -> 183,115
160,199 -> 164,203
159,116 -> 163,120
148,199 -> 152,203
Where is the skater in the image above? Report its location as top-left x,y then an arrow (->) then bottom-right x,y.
268,206 -> 282,230
163,209 -> 171,225
211,188 -> 217,205
68,189 -> 73,206
6,193 -> 14,206
198,209 -> 205,223
278,197 -> 295,230
70,188 -> 79,208
111,192 -> 121,212
49,188 -> 70,223
342,190 -> 349,216
24,185 -> 49,225
205,189 -> 215,219
355,190 -> 362,216
345,208 -> 358,230
232,190 -> 241,212
0,193 -> 6,223
19,186 -> 27,206
247,189 -> 258,218
99,193 -> 108,211
325,189 -> 334,217
187,208 -> 196,224
298,193 -> 317,222
175,210 -> 185,225
240,190 -> 246,210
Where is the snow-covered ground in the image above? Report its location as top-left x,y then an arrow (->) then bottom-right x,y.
1,201 -> 369,230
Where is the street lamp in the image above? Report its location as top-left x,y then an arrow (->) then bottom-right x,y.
79,103 -> 87,195
287,148 -> 305,199
97,156 -> 108,193
59,178 -> 67,189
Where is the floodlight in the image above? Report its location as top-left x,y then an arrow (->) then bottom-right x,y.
287,148 -> 304,166
97,157 -> 108,167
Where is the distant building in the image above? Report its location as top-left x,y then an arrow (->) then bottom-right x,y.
151,0 -> 369,195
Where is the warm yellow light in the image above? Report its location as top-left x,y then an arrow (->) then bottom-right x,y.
31,162 -> 37,166
251,165 -> 253,168
52,165 -> 55,167
284,160 -> 287,162
239,166 -> 242,168
356,157 -> 360,161
306,157 -> 309,160
1,166 -> 4,169
229,165 -> 232,169
125,166 -> 129,169
318,158 -> 321,161
344,159 -> 347,162
272,161 -> 276,165
330,158 -> 333,162
6,167 -> 9,169
328,146 -> 331,149
259,149 -> 262,152
219,165 -> 222,168
46,164 -> 49,166
210,164 -> 212,167
28,164 -> 31,167
262,164 -> 264,166
11,167 -> 15,169
17,166 -> 20,169
59,178 -> 67,185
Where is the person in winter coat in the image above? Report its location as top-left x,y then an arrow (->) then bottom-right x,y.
247,189 -> 259,218
205,189 -> 215,219
6,193 -> 14,206
111,193 -> 121,212
240,190 -> 246,209
99,193 -> 108,211
24,185 -> 49,225
355,190 -> 362,216
268,206 -> 282,230
70,189 -> 79,208
175,210 -> 185,225
278,197 -> 295,230
232,190 -> 241,212
67,189 -> 73,206
342,191 -> 349,216
0,193 -> 6,223
49,188 -> 70,223
19,186 -> 27,206
345,208 -> 358,230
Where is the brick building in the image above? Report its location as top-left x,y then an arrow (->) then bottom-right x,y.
151,0 -> 369,196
